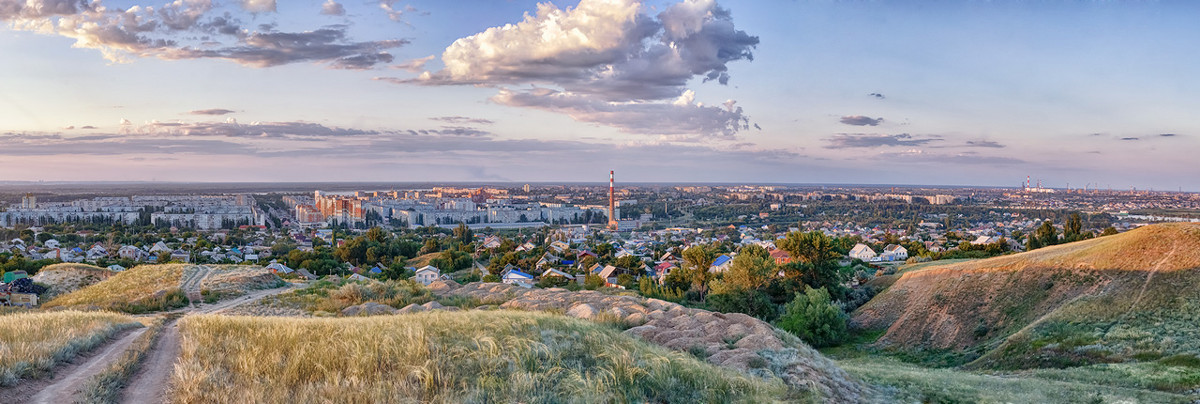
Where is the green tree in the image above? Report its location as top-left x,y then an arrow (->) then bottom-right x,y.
681,245 -> 716,296
1065,213 -> 1083,241
708,288 -> 778,321
777,231 -> 839,268
453,222 -> 473,245
777,286 -> 848,348
722,244 -> 775,292
1035,220 -> 1059,247
583,274 -> 606,290
1100,226 -> 1119,236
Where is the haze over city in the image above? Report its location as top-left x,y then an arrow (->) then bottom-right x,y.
2,0 -> 1198,190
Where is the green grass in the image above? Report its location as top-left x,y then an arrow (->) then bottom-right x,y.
0,310 -> 144,386
838,357 -> 1191,403
171,311 -> 790,403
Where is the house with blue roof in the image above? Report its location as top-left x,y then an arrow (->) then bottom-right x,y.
502,268 -> 535,288
710,254 -> 733,273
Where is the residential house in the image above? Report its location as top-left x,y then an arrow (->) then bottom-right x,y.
540,268 -> 575,280
414,265 -> 441,286
709,255 -> 733,273
502,268 -> 535,288
880,244 -> 908,261
117,245 -> 148,261
769,249 -> 792,265
848,243 -> 877,261
266,261 -> 294,274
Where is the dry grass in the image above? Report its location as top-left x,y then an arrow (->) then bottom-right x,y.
853,223 -> 1200,365
31,263 -> 116,301
42,264 -> 189,314
406,252 -> 441,268
0,310 -> 143,386
171,311 -> 788,403
198,265 -> 286,303
76,314 -> 171,404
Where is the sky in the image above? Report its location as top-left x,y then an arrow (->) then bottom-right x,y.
1,0 -> 1198,190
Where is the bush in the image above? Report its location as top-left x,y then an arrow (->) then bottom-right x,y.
777,286 -> 848,348
482,274 -> 501,283
708,288 -> 778,322
583,274 -> 605,290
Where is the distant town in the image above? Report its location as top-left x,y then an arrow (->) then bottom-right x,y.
2,178 -> 1197,280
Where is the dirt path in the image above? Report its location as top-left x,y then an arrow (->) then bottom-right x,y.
1123,241 -> 1178,318
121,319 -> 178,404
120,283 -> 298,404
23,327 -> 147,404
181,265 -> 212,303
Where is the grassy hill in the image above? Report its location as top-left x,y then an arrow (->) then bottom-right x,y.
31,263 -> 117,300
172,311 -> 793,403
853,223 -> 1200,373
42,264 -> 189,313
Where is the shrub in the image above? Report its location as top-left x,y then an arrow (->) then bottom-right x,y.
777,286 -> 848,348
708,288 -> 778,322
583,274 -> 605,290
482,274 -> 501,283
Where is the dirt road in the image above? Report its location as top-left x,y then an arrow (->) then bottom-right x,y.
24,327 -> 147,404
120,283 -> 299,404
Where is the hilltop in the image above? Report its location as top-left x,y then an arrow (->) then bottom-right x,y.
30,263 -> 117,300
852,223 -> 1200,370
42,264 -> 284,313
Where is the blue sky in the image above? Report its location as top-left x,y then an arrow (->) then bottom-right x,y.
1,0 -> 1197,190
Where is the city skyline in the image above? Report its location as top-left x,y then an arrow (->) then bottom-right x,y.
2,0 -> 1198,190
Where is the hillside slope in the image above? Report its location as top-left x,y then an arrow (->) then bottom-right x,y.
172,311 -> 793,403
852,223 -> 1200,369
31,264 -> 116,300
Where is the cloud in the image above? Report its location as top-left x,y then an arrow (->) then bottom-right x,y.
190,108 -> 236,116
6,1 -> 405,69
241,0 -> 276,13
964,140 -> 1005,148
81,125 -> 97,129
388,0 -> 758,138
393,55 -> 435,72
869,93 -> 885,99
407,127 -> 492,137
430,116 -> 494,125
839,115 -> 883,126
1159,133 -> 1179,138
320,0 -> 345,16
1121,137 -> 1140,141
492,88 -> 749,138
824,133 -> 942,149
379,1 -> 416,23
0,0 -> 91,21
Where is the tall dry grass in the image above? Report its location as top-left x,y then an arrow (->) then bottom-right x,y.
172,310 -> 787,403
0,310 -> 143,386
42,264 -> 189,313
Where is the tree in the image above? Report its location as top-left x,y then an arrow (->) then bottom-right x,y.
681,245 -> 716,296
583,274 -> 606,290
453,222 -> 473,245
1064,213 -> 1083,241
1035,220 -> 1059,248
708,288 -> 778,321
722,244 -> 775,292
777,231 -> 839,268
777,286 -> 848,348
1100,226 -> 1119,237
364,227 -> 389,243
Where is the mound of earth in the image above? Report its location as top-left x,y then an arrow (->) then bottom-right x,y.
31,263 -> 116,300
852,223 -> 1200,369
200,265 -> 285,296
435,281 -> 877,402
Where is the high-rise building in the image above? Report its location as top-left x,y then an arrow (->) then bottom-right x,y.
21,193 -> 36,209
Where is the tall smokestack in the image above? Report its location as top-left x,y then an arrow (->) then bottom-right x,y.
608,170 -> 618,230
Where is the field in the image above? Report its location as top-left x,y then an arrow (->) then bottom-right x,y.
42,264 -> 188,313
171,311 -> 791,403
0,310 -> 143,386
